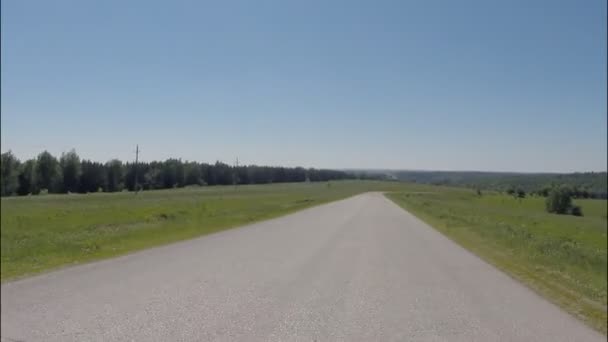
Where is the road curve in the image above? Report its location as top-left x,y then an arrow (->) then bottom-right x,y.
1,193 -> 603,341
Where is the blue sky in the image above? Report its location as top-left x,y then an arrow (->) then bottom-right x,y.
1,0 -> 606,172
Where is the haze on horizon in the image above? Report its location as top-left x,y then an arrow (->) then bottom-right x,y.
1,0 -> 606,173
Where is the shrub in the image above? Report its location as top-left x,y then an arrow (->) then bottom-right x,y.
537,187 -> 550,197
545,187 -> 572,214
570,205 -> 583,217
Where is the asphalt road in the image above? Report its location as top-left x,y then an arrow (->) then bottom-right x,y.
1,193 -> 603,341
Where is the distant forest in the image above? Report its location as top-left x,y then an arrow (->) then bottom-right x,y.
387,170 -> 607,199
3,150 -> 606,199
0,150 -> 369,197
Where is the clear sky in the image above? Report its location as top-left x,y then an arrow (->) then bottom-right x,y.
1,0 -> 606,172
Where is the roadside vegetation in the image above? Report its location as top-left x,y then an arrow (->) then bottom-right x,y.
1,180 -> 407,281
387,188 -> 607,333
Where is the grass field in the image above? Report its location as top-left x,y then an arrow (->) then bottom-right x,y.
387,189 -> 607,333
1,180 -> 408,281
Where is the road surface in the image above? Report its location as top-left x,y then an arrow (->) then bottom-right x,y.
1,193 -> 603,341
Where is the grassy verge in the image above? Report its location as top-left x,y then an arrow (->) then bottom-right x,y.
1,180 -> 409,281
386,189 -> 607,334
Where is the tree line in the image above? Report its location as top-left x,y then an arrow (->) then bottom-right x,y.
390,170 -> 607,199
511,185 -> 601,199
1,150 -> 364,196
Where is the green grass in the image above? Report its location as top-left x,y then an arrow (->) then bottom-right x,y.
387,188 -> 607,334
1,180 -> 408,282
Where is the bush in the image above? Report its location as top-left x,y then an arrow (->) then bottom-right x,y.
545,187 -> 572,214
537,187 -> 550,197
570,205 -> 583,217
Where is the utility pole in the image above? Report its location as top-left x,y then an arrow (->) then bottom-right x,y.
134,144 -> 139,194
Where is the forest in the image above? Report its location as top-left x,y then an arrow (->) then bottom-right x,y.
0,150 -> 361,196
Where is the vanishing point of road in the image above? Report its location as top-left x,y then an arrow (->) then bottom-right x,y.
1,193 -> 603,341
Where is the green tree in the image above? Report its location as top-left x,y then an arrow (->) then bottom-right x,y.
125,163 -> 141,191
79,160 -> 106,193
60,149 -> 81,193
17,160 -> 39,195
161,159 -> 181,188
184,162 -> 202,186
537,187 -> 551,197
36,151 -> 61,192
175,160 -> 185,187
545,187 -> 572,214
143,164 -> 162,190
1,151 -> 21,196
106,159 -> 124,192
